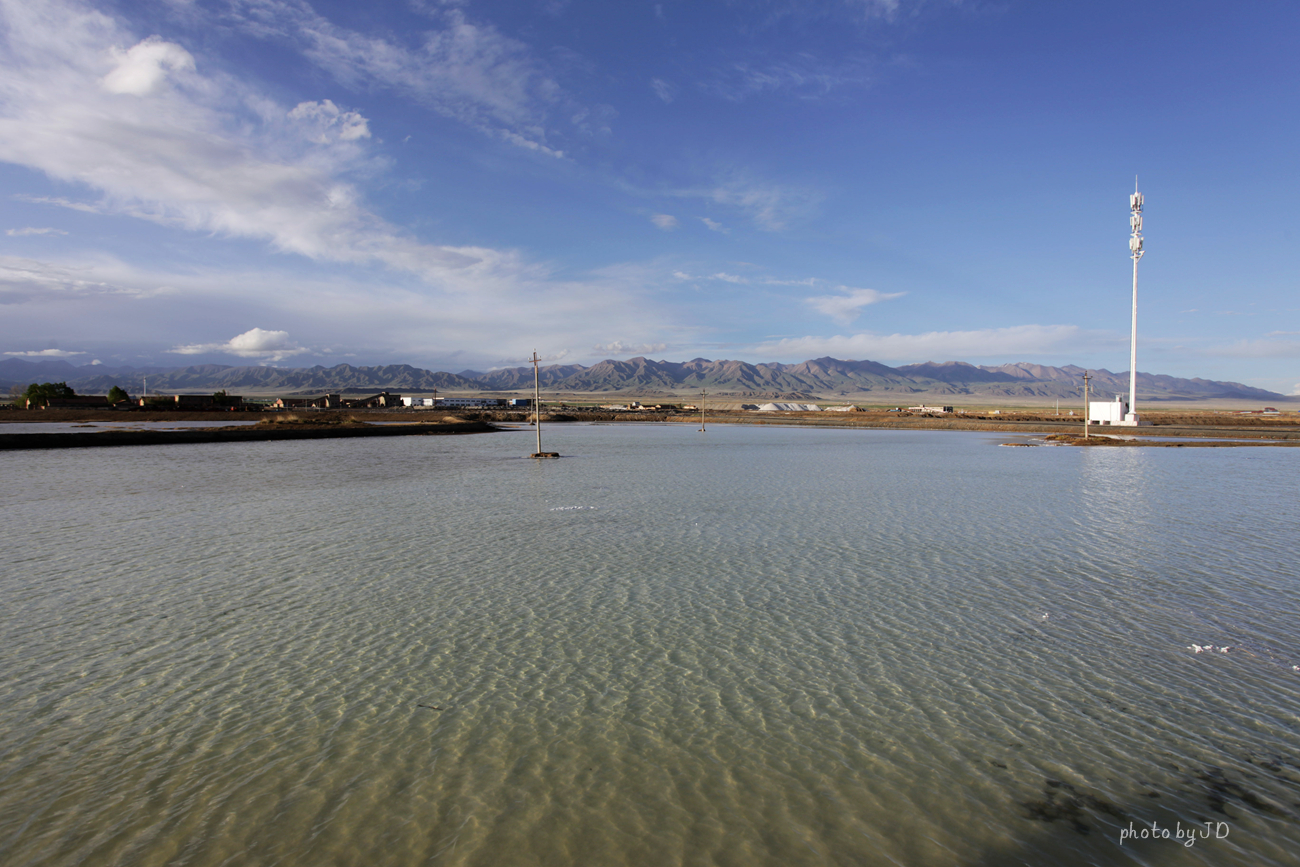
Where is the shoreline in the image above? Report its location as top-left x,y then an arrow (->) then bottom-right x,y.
3,408 -> 1299,449
0,419 -> 500,451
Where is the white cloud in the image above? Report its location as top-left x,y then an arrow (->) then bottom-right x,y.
754,325 -> 1097,362
6,227 -> 68,236
288,99 -> 370,143
699,217 -> 727,233
1290,383 -> 1300,396
807,287 -> 905,323
651,77 -> 675,103
101,35 -> 195,95
170,327 -> 308,361
3,347 -> 84,357
650,213 -> 678,230
0,2 -> 543,290
0,1 -> 671,365
0,253 -> 672,370
593,341 -> 667,355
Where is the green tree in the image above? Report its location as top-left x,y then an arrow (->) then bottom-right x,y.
22,381 -> 76,408
107,385 -> 131,404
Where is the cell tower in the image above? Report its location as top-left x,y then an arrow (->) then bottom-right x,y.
1126,178 -> 1144,424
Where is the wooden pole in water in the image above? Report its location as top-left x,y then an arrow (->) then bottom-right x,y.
528,352 -> 558,457
1082,371 -> 1091,439
699,389 -> 706,432
533,350 -> 542,454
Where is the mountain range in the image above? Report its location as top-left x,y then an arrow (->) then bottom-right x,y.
0,356 -> 1286,401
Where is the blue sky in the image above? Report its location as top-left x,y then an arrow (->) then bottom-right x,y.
1,0 -> 1297,392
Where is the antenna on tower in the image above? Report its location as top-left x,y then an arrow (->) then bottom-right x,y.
1125,178 -> 1145,426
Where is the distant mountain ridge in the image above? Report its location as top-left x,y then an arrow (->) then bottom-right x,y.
0,355 -> 1285,401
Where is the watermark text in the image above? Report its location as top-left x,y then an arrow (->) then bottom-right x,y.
1119,820 -> 1229,848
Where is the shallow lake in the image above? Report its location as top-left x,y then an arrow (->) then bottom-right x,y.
2,423 -> 1297,866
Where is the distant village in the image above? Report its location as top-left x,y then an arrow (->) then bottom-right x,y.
8,381 -> 967,414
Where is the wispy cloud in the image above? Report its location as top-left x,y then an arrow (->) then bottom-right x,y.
1201,337 -> 1300,359
593,341 -> 667,355
170,327 -> 308,361
700,55 -> 872,102
3,347 -> 84,357
807,287 -> 905,323
703,176 -> 822,231
650,77 -> 675,103
225,0 -> 573,157
14,195 -> 104,215
497,349 -> 570,365
699,217 -> 728,233
753,325 -> 1102,362
6,227 -> 68,236
669,270 -> 748,283
650,213 -> 678,230
0,255 -> 173,302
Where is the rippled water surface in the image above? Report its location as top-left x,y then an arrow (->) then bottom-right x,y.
2,424 -> 1298,867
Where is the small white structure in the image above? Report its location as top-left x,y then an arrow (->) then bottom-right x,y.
1089,394 -> 1129,425
402,397 -> 438,407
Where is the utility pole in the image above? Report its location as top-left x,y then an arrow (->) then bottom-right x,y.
1082,371 -> 1091,439
529,351 -> 558,458
698,389 -> 707,432
533,351 -> 542,454
1127,178 -> 1145,424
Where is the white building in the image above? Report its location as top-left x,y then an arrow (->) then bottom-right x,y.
1089,394 -> 1129,425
